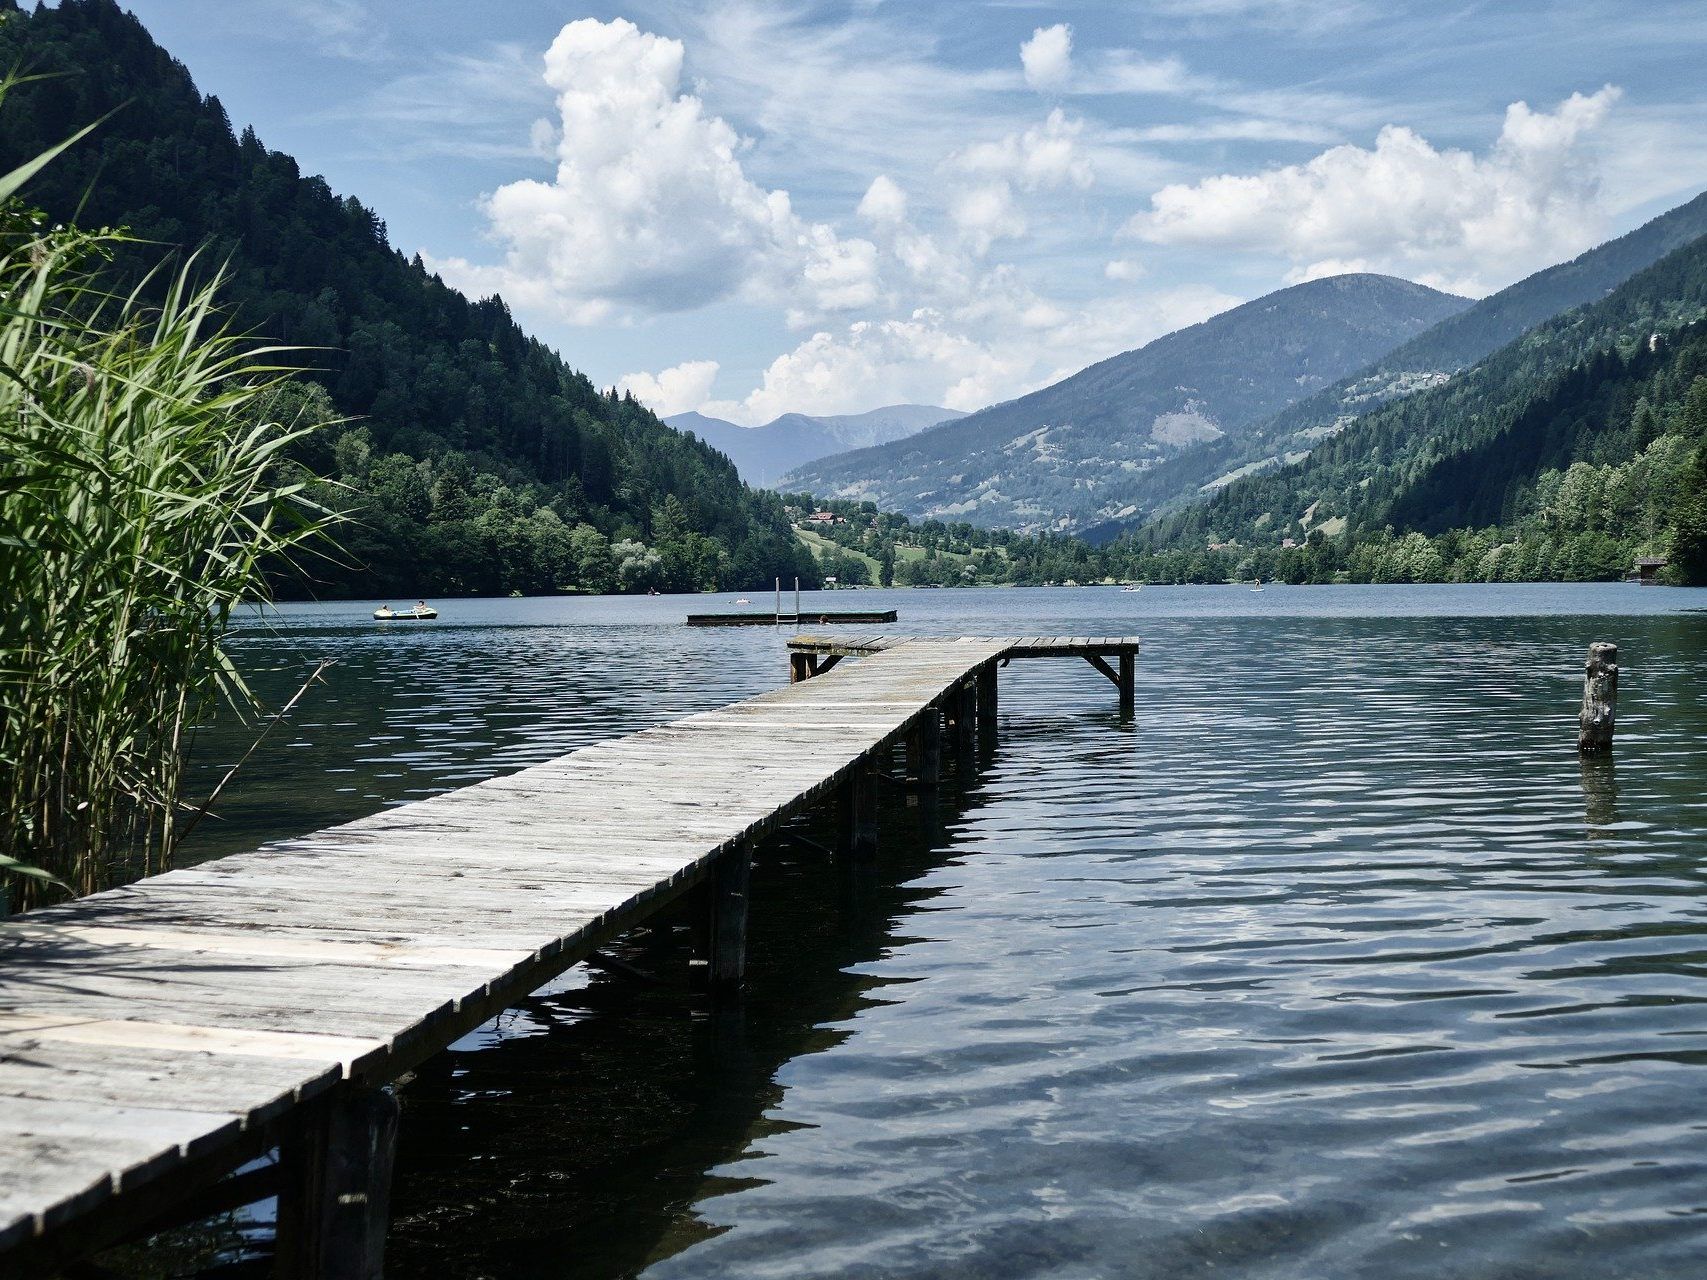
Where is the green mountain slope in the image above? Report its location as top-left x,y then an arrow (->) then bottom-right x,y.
1134,229 -> 1707,557
0,0 -> 814,596
780,274 -> 1470,533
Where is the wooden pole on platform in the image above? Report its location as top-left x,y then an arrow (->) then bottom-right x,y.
1578,642 -> 1618,752
275,1087 -> 400,1280
839,759 -> 878,858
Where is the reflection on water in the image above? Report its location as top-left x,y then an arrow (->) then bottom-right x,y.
185,584 -> 1707,1279
1580,756 -> 1619,833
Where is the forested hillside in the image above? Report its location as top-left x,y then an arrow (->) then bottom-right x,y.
782,274 -> 1469,532
0,0 -> 813,596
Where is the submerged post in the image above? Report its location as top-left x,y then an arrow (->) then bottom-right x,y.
1578,642 -> 1618,752
1118,651 -> 1136,718
276,1087 -> 401,1280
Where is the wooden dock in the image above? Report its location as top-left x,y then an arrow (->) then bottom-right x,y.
685,608 -> 898,627
0,635 -> 1137,1277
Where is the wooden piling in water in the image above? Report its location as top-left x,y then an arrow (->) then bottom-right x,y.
953,682 -> 977,763
839,760 -> 879,860
1579,642 -> 1618,752
275,1087 -> 400,1280
916,708 -> 941,787
708,844 -> 752,989
977,663 -> 998,726
1119,651 -> 1136,717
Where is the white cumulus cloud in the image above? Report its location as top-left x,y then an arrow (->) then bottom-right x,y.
1124,87 -> 1622,296
954,109 -> 1094,192
951,183 -> 1027,253
1020,24 -> 1072,92
428,17 -> 877,323
618,360 -> 721,418
857,174 -> 909,225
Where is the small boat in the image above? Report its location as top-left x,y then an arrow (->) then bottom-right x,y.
735,597 -> 752,605
374,605 -> 438,621
1121,585 -> 1142,593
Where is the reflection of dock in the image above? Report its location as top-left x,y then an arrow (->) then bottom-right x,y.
686,608 -> 898,627
0,635 -> 1136,1275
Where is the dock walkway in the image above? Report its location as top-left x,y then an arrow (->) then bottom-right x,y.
0,635 -> 1137,1277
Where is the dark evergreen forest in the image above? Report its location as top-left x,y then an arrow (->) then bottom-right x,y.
0,0 -> 816,597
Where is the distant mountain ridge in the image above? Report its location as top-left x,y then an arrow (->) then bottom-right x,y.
1254,189 -> 1707,449
1136,223 -> 1707,554
667,404 -> 963,488
1081,187 -> 1707,545
779,274 -> 1471,533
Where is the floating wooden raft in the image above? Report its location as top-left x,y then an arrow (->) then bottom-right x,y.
0,635 -> 1137,1277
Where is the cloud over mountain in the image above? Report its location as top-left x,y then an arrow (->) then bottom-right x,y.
1125,87 -> 1623,296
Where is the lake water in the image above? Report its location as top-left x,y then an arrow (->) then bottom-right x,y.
192,584 -> 1707,1279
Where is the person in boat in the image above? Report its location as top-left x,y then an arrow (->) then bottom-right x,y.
416,601 -> 427,611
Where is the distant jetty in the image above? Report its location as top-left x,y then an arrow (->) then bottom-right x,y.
689,576 -> 898,626
688,608 -> 897,627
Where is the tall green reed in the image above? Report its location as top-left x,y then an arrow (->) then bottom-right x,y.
0,103 -> 337,911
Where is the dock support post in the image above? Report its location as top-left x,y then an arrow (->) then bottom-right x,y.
977,664 -> 998,741
1118,651 -> 1136,718
913,709 -> 941,787
1579,642 -> 1618,752
275,1086 -> 400,1280
838,759 -> 878,859
790,652 -> 810,683
691,843 -> 753,992
953,681 -> 976,765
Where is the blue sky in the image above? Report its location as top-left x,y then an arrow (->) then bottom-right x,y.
126,0 -> 1707,423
